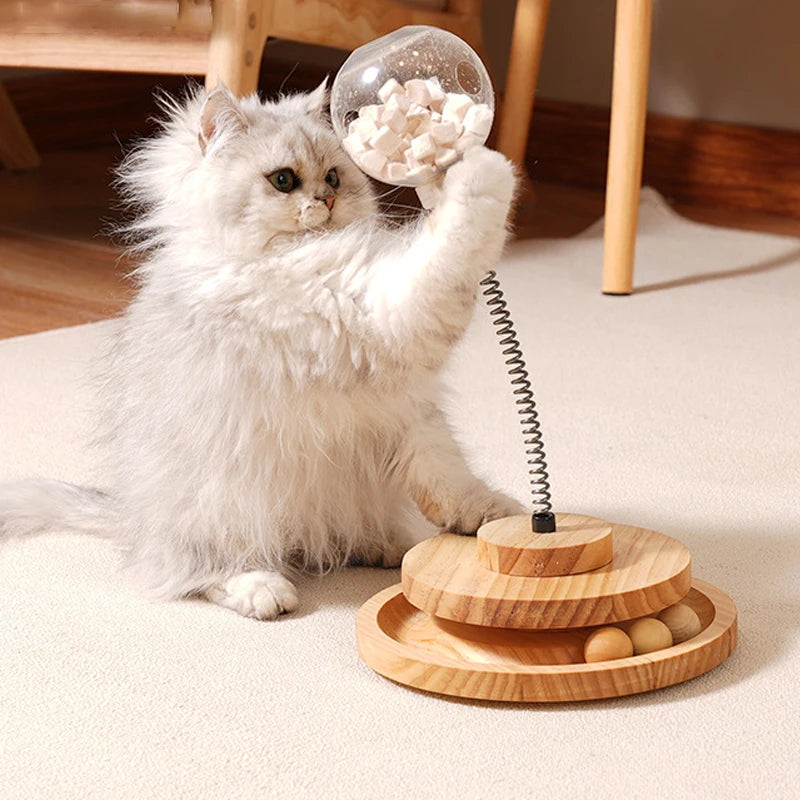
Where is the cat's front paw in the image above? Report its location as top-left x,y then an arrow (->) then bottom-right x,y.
447,489 -> 525,536
207,570 -> 299,620
444,146 -> 517,207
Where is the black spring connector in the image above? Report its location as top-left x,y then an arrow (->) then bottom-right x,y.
532,511 -> 557,533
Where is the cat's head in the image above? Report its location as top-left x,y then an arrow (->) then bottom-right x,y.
119,82 -> 377,254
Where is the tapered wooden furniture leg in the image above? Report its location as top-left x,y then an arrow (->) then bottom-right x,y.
602,0 -> 653,295
496,0 -> 551,169
0,83 -> 41,171
206,0 -> 269,95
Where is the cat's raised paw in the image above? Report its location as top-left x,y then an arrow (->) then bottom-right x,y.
207,570 -> 299,620
443,146 -> 516,206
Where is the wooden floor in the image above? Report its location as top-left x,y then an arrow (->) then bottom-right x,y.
1,142 -> 799,341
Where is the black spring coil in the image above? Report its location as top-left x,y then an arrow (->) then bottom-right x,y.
480,270 -> 553,516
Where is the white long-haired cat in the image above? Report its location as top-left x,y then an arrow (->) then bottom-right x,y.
0,82 -> 523,619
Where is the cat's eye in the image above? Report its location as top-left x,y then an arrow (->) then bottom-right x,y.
324,169 -> 340,189
267,168 -> 299,193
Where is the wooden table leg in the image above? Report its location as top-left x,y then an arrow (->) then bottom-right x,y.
496,0 -> 551,169
602,0 -> 653,295
0,82 -> 41,171
206,0 -> 270,95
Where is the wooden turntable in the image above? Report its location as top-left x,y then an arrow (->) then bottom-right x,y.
356,513 -> 737,702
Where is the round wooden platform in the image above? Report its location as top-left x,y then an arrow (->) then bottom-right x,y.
477,513 -> 614,576
356,579 -> 737,703
402,518 -> 692,629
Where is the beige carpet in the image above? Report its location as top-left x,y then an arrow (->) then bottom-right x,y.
1,189 -> 798,799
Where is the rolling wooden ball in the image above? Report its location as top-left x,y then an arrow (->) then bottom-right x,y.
658,603 -> 702,644
584,627 -> 634,663
628,618 -> 674,654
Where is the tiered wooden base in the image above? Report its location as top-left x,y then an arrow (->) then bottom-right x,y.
356,514 -> 737,702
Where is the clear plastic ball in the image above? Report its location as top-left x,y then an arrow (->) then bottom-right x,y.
330,25 -> 495,187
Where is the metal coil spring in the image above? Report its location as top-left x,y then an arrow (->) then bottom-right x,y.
480,270 -> 553,516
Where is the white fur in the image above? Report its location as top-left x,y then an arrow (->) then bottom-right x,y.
0,84 -> 523,620
206,571 -> 299,619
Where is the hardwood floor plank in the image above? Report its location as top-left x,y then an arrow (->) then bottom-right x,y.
0,148 -> 120,244
0,227 -> 131,337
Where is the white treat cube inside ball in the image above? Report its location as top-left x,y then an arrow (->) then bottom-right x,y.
407,162 -> 437,184
430,120 -> 458,146
434,147 -> 458,169
343,133 -> 367,156
404,117 -> 421,137
354,117 -> 378,142
407,103 -> 428,124
382,106 -> 408,135
369,125 -> 403,156
414,115 -> 433,135
385,92 -> 411,114
359,104 -> 383,122
415,180 -> 441,209
442,93 -> 475,123
405,150 -> 422,169
463,103 -> 493,138
378,78 -> 404,104
410,132 -> 437,163
404,79 -> 432,107
426,80 -> 446,112
390,141 -> 410,163
387,162 -> 410,183
360,148 -> 388,177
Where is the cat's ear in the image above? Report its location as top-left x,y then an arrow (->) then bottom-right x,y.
198,84 -> 248,155
300,78 -> 330,122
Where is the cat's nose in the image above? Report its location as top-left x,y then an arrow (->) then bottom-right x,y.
317,192 -> 336,212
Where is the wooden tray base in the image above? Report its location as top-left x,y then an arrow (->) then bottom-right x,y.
357,579 -> 737,703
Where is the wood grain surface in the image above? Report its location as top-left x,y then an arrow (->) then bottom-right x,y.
402,521 -> 692,629
0,83 -> 41,170
0,229 -> 131,338
601,0 -> 652,295
476,513 -> 613,576
356,579 -> 737,702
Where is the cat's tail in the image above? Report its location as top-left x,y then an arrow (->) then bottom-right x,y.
0,479 -> 115,542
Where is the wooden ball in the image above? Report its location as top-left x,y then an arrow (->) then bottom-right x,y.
584,627 -> 634,663
628,617 -> 674,654
658,603 -> 702,644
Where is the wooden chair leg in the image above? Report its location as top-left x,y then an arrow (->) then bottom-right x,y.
0,83 -> 41,171
206,0 -> 270,95
495,0 -> 551,169
601,0 -> 653,295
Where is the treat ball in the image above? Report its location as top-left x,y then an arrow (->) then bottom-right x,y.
658,603 -> 702,644
584,627 -> 634,663
330,25 -> 495,187
628,618 -> 674,654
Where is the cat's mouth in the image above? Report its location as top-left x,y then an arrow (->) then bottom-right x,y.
299,206 -> 334,232
302,214 -> 335,233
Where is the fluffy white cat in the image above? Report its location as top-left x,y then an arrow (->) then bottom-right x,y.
0,83 -> 523,619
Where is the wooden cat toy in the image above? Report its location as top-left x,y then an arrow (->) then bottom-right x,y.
332,26 -> 737,702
